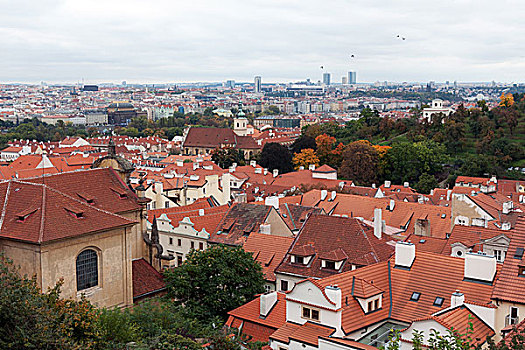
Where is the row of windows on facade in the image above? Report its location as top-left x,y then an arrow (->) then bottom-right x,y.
167,237 -> 204,250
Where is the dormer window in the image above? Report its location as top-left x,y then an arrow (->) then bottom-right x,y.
324,260 -> 336,270
16,208 -> 38,222
367,299 -> 380,313
65,207 -> 84,219
294,256 -> 305,264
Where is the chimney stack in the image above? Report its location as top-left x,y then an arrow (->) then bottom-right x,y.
273,169 -> 279,177
324,285 -> 342,309
464,252 -> 496,283
309,164 -> 316,171
260,292 -> 278,318
320,190 -> 328,201
374,208 -> 382,239
451,290 -> 465,308
264,196 -> 279,209
384,180 -> 391,188
389,199 -> 395,211
395,242 -> 416,269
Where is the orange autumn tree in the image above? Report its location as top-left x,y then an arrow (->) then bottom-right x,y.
499,93 -> 514,107
315,134 -> 344,168
373,144 -> 391,158
293,148 -> 320,170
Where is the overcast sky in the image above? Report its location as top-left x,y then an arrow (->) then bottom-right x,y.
1,0 -> 524,84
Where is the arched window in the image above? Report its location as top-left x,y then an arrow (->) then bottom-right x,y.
76,249 -> 98,291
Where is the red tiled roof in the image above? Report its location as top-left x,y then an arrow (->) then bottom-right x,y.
0,180 -> 135,244
276,214 -> 394,279
20,168 -> 142,214
227,292 -> 287,342
243,233 -> 294,282
318,250 -> 498,334
492,216 -> 525,303
132,258 -> 166,300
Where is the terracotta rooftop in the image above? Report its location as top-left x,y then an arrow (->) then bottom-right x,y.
132,258 -> 166,300
276,214 -> 394,279
243,233 -> 294,282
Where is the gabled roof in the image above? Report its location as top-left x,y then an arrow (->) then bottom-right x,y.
443,225 -> 510,256
276,214 -> 394,279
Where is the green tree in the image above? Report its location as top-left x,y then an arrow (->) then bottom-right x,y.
164,245 -> 266,322
211,147 -> 246,168
258,142 -> 293,174
414,173 -> 438,194
339,140 -> 380,186
0,254 -> 101,350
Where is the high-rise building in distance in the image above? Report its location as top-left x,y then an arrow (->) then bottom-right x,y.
226,80 -> 235,89
342,76 -> 348,85
254,76 -> 262,93
348,71 -> 357,84
322,72 -> 331,86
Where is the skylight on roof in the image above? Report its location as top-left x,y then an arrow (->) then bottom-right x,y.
433,297 -> 444,307
410,292 -> 421,302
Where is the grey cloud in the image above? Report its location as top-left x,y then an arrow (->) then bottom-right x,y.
0,0 -> 524,83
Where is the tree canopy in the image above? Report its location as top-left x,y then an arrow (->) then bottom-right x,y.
164,245 -> 266,322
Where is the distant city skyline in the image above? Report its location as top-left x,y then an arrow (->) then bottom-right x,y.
1,0 -> 525,84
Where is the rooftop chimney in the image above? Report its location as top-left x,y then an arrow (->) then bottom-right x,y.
309,164 -> 316,171
324,285 -> 342,309
320,190 -> 328,201
403,182 -> 409,188
395,242 -> 416,269
503,201 -> 513,215
273,169 -> 279,177
451,290 -> 465,308
384,180 -> 391,188
260,291 -> 278,318
372,183 -> 376,189
250,160 -> 256,167
374,208 -> 382,239
265,196 -> 279,209
330,191 -> 337,201
389,199 -> 395,211
199,209 -> 205,216
464,252 -> 496,283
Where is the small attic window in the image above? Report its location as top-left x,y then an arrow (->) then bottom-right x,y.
410,292 -> 421,302
514,248 -> 524,260
110,187 -> 128,199
433,297 -> 444,307
77,192 -> 95,204
441,214 -> 446,218
16,208 -> 37,222
65,207 -> 84,219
